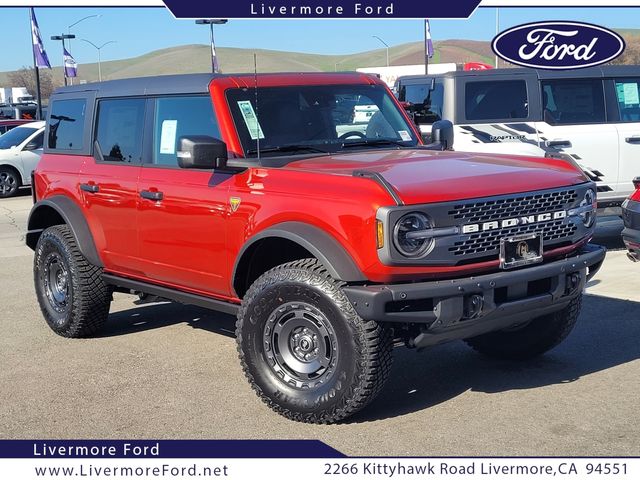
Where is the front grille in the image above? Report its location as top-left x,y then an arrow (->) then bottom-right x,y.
449,219 -> 577,256
448,189 -> 578,224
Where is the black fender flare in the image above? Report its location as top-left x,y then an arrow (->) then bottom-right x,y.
233,221 -> 366,288
26,196 -> 103,267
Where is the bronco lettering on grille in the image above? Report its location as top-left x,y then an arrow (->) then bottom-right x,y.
461,210 -> 567,234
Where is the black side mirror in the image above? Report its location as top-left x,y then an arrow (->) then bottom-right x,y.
430,120 -> 454,151
177,136 -> 227,169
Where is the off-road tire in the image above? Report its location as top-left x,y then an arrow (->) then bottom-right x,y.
464,294 -> 582,360
236,258 -> 393,424
0,167 -> 20,198
34,225 -> 111,337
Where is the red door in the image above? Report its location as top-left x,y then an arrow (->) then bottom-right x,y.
135,95 -> 232,297
79,96 -> 147,275
78,159 -> 141,274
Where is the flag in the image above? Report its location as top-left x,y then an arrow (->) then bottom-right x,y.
63,48 -> 78,78
30,8 -> 51,68
425,19 -> 434,58
211,42 -> 220,73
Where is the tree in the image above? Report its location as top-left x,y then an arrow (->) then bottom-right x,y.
7,66 -> 60,102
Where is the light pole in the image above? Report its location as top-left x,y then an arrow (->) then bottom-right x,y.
67,14 -> 101,84
195,19 -> 228,73
372,35 -> 390,67
495,8 -> 500,68
51,34 -> 75,86
81,39 -> 116,82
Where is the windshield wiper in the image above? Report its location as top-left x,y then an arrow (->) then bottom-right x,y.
341,138 -> 408,149
246,144 -> 330,156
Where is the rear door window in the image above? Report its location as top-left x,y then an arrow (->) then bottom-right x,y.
541,79 -> 606,125
614,78 -> 640,122
465,80 -> 529,121
95,98 -> 145,163
48,99 -> 86,150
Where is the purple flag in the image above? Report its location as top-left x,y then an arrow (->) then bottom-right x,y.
63,47 -> 78,78
425,19 -> 434,58
30,8 -> 51,69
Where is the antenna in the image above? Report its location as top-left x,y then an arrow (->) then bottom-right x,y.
253,53 -> 260,160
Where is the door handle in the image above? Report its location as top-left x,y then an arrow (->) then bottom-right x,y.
140,190 -> 164,201
546,140 -> 572,148
625,136 -> 640,144
80,183 -> 99,193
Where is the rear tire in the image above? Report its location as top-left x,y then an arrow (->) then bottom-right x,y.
236,258 -> 392,424
34,225 -> 111,337
0,167 -> 20,198
464,294 -> 582,360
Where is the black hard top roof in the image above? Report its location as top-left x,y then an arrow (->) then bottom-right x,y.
53,73 -> 220,98
51,71 -> 370,99
397,65 -> 640,82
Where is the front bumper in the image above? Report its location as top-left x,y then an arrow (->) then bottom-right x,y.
622,199 -> 640,262
343,244 -> 605,348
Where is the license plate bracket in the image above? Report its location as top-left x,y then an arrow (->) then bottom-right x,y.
500,233 -> 543,270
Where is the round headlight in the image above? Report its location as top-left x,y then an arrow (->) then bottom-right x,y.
580,189 -> 596,228
393,212 -> 434,258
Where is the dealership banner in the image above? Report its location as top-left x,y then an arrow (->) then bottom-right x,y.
0,441 -> 638,479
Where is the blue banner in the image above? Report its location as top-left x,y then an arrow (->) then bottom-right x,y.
0,440 -> 345,458
162,0 -> 481,19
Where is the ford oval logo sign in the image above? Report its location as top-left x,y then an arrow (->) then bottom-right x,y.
492,21 -> 625,70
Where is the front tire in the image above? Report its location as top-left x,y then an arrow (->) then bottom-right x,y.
34,225 -> 111,337
464,294 -> 582,360
236,259 -> 392,424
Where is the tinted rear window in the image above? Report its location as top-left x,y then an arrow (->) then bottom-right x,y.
465,80 -> 528,121
48,99 -> 86,150
541,79 -> 605,125
95,98 -> 145,163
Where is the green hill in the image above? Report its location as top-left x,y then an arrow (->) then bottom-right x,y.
1,27 -> 638,86
0,39 -> 493,86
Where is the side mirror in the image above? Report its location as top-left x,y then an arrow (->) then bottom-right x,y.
23,141 -> 41,151
177,136 -> 227,169
430,120 -> 454,151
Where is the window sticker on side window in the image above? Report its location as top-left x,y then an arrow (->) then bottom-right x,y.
237,101 -> 265,140
160,119 -> 178,154
623,83 -> 640,105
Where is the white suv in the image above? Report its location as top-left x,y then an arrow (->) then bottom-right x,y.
0,121 -> 45,198
395,66 -> 640,208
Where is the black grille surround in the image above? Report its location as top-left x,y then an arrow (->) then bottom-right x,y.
376,182 -> 595,267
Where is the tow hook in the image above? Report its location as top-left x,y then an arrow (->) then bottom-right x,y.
565,273 -> 582,295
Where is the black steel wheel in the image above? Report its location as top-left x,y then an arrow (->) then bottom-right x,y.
237,258 -> 392,424
34,225 -> 111,337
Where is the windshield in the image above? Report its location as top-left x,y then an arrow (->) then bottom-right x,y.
226,84 -> 419,157
0,126 -> 38,150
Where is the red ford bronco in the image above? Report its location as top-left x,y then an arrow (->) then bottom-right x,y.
28,73 -> 605,423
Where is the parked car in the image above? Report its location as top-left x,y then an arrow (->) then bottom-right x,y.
0,121 -> 45,198
0,119 -> 34,135
622,177 -> 640,262
394,66 -> 640,209
27,73 -> 604,423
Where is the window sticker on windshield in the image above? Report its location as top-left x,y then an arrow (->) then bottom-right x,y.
160,119 -> 178,154
623,83 -> 640,105
398,130 -> 412,142
237,101 -> 265,140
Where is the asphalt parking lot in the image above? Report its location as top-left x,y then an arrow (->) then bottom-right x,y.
0,191 -> 638,456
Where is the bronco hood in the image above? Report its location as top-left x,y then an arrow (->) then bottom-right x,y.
285,149 -> 588,205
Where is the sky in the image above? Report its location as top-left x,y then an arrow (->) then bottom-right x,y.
2,6 -> 640,71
